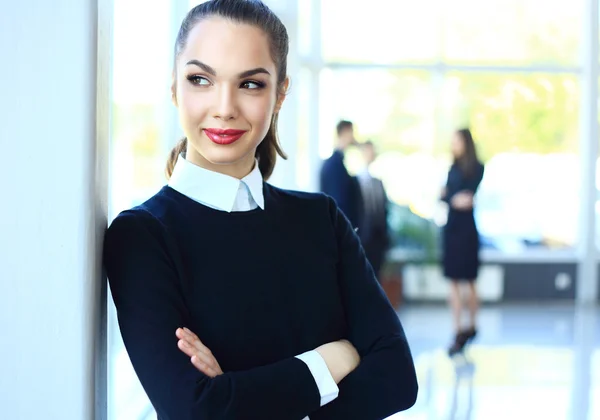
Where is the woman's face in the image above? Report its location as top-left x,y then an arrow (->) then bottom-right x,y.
451,132 -> 466,159
172,17 -> 286,177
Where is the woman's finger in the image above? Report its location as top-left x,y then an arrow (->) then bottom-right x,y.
175,328 -> 188,341
177,327 -> 203,344
176,330 -> 200,355
177,340 -> 216,365
177,339 -> 197,358
177,340 -> 221,370
176,328 -> 223,374
183,327 -> 206,348
177,328 -> 209,354
191,355 -> 218,378
179,333 -> 212,358
193,349 -> 220,370
182,328 -> 213,356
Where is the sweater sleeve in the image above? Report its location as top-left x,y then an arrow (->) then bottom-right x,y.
104,210 -> 321,420
310,197 -> 418,420
441,171 -> 451,204
464,163 -> 485,193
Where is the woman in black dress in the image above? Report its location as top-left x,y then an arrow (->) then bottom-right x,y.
441,128 -> 484,356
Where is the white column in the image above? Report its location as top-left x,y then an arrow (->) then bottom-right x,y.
96,1 -> 112,419
577,0 -> 599,304
0,0 -> 108,419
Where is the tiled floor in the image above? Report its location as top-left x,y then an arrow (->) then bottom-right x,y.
388,304 -> 600,420
110,304 -> 600,420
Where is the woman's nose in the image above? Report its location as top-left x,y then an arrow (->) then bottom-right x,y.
213,85 -> 238,121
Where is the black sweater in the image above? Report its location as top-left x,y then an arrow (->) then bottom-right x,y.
103,184 -> 417,419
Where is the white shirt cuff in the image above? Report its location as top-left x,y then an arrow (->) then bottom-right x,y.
295,350 -> 339,407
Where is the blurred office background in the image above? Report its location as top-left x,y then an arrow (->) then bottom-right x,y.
2,0 -> 600,419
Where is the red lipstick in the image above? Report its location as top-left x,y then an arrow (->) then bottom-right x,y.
203,128 -> 247,145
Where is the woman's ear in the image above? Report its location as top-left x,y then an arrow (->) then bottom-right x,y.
274,77 -> 290,114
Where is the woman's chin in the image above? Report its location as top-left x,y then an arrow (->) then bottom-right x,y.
202,148 -> 256,168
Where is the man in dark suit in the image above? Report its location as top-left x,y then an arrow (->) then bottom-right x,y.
319,120 -> 362,228
357,141 -> 390,281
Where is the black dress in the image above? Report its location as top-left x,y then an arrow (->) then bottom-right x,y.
442,162 -> 485,281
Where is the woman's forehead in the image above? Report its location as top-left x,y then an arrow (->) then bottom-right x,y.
179,17 -> 276,74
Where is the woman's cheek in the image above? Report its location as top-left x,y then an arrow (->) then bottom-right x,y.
243,95 -> 275,131
180,93 -> 209,126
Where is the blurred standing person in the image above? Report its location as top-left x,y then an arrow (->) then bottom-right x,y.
320,120 -> 362,228
357,141 -> 390,282
441,129 -> 485,356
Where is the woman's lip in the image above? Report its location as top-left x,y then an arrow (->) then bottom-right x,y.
204,128 -> 247,135
203,128 -> 246,145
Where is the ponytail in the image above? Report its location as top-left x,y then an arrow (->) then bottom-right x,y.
165,138 -> 187,179
256,113 -> 287,180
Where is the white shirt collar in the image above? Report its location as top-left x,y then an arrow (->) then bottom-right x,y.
168,156 -> 264,213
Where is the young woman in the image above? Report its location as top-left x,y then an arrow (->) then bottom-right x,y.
441,128 -> 485,356
104,1 -> 417,419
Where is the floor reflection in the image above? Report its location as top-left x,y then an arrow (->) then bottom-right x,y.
109,303 -> 599,419
391,304 -> 600,420
448,359 -> 475,420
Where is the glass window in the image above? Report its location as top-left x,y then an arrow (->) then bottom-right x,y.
111,0 -> 172,217
441,0 -> 582,66
296,67 -> 313,190
318,69 -> 580,253
320,0 -> 582,66
318,68 -> 441,253
109,1 -> 173,419
441,73 -> 580,250
318,69 -> 435,159
321,0 -> 439,64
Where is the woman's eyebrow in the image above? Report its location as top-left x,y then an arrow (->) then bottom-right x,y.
186,60 -> 271,79
186,60 -> 216,76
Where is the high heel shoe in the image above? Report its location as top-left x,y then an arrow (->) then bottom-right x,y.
448,331 -> 469,356
463,327 -> 477,342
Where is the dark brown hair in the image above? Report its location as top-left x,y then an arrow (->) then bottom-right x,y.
165,0 -> 289,180
454,128 -> 480,178
336,120 -> 353,136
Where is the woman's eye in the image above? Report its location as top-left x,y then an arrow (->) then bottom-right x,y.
241,80 -> 265,90
187,75 -> 210,86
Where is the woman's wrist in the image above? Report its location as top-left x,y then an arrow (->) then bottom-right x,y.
315,340 -> 360,384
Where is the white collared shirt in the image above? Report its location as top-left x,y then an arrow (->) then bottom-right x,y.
168,156 -> 339,415
168,154 -> 264,212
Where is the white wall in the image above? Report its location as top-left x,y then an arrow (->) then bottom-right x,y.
0,0 -> 109,419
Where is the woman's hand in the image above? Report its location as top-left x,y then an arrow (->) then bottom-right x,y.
176,327 -> 223,377
316,339 -> 361,384
451,191 -> 474,210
